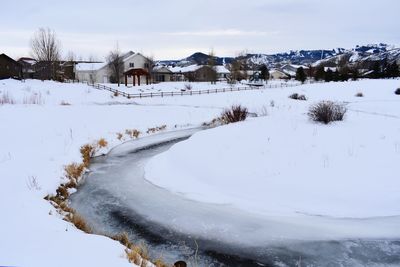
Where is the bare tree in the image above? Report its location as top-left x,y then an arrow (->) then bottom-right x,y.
107,44 -> 124,86
144,54 -> 155,84
30,27 -> 61,80
207,49 -> 217,84
66,51 -> 76,62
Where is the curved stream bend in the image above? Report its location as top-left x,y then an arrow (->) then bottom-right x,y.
70,128 -> 400,267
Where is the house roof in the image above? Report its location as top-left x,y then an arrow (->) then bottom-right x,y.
18,57 -> 36,65
0,53 -> 19,64
215,65 -> 230,74
169,64 -> 202,73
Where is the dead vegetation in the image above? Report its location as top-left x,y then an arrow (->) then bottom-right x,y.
220,105 -> 248,124
45,133 -> 171,267
146,125 -> 167,134
288,93 -> 307,100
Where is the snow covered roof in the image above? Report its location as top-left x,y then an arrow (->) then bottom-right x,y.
215,65 -> 230,74
169,64 -> 202,73
75,62 -> 106,71
169,64 -> 230,74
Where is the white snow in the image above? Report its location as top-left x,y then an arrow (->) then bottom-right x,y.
144,79 -> 400,223
0,79 -> 220,267
1,78 -> 400,266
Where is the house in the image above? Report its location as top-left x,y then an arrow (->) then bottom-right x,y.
0,53 -> 22,80
169,64 -> 230,82
215,65 -> 230,81
75,52 -> 152,85
269,69 -> 289,80
17,57 -> 36,79
152,66 -> 173,82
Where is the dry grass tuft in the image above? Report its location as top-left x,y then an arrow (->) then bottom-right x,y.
126,248 -> 142,265
117,132 -> 124,140
154,258 -> 170,267
112,232 -> 131,248
289,93 -> 307,100
66,213 -> 92,233
60,100 -> 71,105
64,163 -> 85,182
80,144 -> 96,166
146,125 -> 167,134
56,185 -> 69,200
125,129 -> 141,139
355,92 -> 364,97
97,138 -> 108,148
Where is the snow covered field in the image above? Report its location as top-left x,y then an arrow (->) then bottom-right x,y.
145,80 -> 400,220
101,79 -> 300,94
1,78 -> 399,266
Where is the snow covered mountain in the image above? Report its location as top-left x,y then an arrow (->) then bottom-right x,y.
158,44 -> 400,68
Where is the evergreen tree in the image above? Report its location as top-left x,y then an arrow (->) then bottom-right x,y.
325,69 -> 333,82
385,62 -> 399,78
314,66 -> 325,81
259,64 -> 270,81
351,68 -> 360,81
296,67 -> 306,83
372,62 -> 381,79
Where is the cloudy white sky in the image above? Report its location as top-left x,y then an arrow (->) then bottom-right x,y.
1,0 -> 399,60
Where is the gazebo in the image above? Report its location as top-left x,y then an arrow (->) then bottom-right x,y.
124,68 -> 150,86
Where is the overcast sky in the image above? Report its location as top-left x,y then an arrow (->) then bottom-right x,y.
1,0 -> 399,60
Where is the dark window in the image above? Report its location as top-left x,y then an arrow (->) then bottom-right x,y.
129,63 -> 134,68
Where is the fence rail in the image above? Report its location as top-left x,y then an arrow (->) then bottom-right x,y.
64,79 -> 324,99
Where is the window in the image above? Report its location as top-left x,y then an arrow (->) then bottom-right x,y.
144,63 -> 149,69
129,63 -> 134,68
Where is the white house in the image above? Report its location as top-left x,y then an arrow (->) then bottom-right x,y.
269,69 -> 289,80
75,52 -> 151,85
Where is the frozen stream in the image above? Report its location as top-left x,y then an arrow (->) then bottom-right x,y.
70,128 -> 400,267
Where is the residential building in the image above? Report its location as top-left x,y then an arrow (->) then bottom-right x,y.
0,54 -> 22,80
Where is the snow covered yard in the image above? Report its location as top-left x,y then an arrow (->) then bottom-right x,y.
144,79 -> 400,238
0,79 -> 220,267
100,79 -> 300,94
1,78 -> 400,266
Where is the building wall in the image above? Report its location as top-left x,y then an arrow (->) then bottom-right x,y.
270,71 -> 288,80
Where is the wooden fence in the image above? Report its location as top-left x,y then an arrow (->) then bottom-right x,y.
65,79 -> 323,99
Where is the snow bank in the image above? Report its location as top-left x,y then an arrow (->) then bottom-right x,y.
0,79 -> 220,267
144,79 -> 400,222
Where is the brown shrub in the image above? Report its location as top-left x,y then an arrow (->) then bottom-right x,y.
308,101 -> 347,124
117,132 -> 123,140
221,105 -> 248,124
